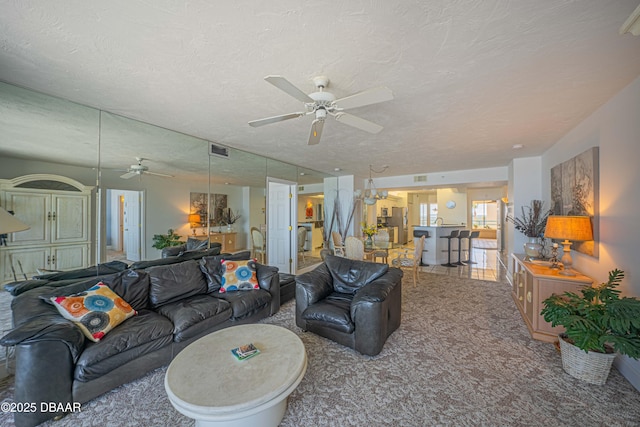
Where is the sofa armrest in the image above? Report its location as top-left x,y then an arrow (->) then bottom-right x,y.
295,264 -> 333,330
256,264 -> 280,315
351,267 -> 403,356
0,315 -> 86,362
351,267 -> 403,316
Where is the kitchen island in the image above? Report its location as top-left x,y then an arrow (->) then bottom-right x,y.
412,225 -> 466,265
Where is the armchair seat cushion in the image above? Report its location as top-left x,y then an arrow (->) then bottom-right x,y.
156,295 -> 232,342
302,292 -> 354,333
74,310 -> 174,382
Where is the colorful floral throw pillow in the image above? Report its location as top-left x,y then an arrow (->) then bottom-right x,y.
51,282 -> 137,342
219,259 -> 259,292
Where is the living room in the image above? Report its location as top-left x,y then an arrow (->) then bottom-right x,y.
1,2 -> 640,426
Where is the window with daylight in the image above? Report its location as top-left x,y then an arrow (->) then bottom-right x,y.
472,200 -> 497,229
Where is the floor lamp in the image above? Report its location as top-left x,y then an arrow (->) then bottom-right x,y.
543,215 -> 593,276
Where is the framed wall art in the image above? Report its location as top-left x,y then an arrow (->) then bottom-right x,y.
550,147 -> 599,257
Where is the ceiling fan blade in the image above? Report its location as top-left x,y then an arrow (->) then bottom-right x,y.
264,75 -> 314,103
145,171 -> 174,178
120,171 -> 137,179
308,119 -> 324,145
333,86 -> 393,110
248,112 -> 305,127
334,112 -> 383,134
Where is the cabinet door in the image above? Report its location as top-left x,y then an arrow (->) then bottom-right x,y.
535,279 -> 584,335
52,194 -> 89,243
224,233 -> 236,252
1,247 -> 49,282
52,244 -> 89,271
5,191 -> 51,245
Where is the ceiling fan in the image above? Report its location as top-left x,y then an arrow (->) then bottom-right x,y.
120,157 -> 173,179
248,75 -> 393,145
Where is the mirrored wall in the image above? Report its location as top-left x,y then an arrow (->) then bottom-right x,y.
0,82 -> 336,276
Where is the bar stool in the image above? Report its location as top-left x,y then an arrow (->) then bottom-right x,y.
413,230 -> 430,266
454,230 -> 470,265
466,231 -> 480,264
440,229 -> 459,267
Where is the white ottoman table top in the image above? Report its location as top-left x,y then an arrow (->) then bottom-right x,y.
165,324 -> 307,420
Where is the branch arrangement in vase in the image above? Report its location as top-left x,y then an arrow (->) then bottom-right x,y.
506,199 -> 551,238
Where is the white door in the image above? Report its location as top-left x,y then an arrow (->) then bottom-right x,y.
267,178 -> 297,273
123,191 -> 142,262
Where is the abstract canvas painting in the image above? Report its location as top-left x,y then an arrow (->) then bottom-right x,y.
190,192 -> 227,227
550,147 -> 599,257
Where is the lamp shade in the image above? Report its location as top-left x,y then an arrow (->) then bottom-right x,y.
188,214 -> 202,224
544,215 -> 593,241
0,207 -> 30,234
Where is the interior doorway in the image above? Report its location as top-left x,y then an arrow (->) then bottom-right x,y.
266,178 -> 297,274
106,189 -> 144,263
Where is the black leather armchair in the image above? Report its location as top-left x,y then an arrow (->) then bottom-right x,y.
295,255 -> 403,356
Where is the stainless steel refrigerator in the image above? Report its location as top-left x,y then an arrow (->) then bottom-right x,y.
388,207 -> 408,244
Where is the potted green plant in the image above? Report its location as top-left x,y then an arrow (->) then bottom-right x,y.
152,229 -> 184,250
541,269 -> 640,385
506,199 -> 551,259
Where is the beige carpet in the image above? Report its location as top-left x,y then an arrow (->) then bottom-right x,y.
1,273 -> 639,426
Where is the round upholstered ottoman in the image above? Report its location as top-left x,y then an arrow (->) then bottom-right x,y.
165,324 -> 307,427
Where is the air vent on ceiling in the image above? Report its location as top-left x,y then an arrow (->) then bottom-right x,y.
298,186 -> 305,191
413,175 -> 427,183
209,142 -> 229,159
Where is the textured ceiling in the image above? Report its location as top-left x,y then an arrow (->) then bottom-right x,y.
1,0 -> 639,182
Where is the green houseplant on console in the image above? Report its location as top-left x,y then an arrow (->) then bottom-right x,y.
541,269 -> 640,385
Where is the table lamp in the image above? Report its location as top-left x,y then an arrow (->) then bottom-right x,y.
543,215 -> 593,276
0,207 -> 30,246
188,213 -> 203,235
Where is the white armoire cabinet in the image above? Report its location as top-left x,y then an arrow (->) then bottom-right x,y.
1,174 -> 93,284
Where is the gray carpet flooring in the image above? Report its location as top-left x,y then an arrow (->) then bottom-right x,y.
1,272 -> 639,426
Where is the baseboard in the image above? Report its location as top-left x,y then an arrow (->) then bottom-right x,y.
614,355 -> 640,391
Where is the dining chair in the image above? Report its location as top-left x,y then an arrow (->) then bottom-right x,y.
371,229 -> 390,264
297,226 -> 307,262
391,235 -> 425,287
331,231 -> 345,257
344,236 -> 365,261
250,227 -> 265,263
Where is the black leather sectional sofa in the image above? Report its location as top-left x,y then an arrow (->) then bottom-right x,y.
1,250 -> 280,427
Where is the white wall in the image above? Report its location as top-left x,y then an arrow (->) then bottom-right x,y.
540,76 -> 640,390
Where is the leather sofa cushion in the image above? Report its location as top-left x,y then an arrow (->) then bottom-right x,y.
324,255 -> 389,295
199,251 -> 252,292
214,289 -> 272,319
74,310 -> 174,382
302,292 -> 354,333
147,260 -> 208,308
102,269 -> 150,311
156,294 -> 232,342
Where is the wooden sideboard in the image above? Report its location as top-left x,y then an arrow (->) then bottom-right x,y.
509,254 -> 594,343
201,232 -> 236,253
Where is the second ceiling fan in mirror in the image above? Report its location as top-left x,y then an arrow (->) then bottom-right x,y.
248,75 -> 394,145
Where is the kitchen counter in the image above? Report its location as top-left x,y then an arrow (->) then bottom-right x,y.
412,225 -> 466,265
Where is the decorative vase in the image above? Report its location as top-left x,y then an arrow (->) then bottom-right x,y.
523,237 -> 542,260
227,224 -> 233,233
365,235 -> 373,248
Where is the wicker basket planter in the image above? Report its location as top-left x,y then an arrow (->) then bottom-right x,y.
558,334 -> 617,385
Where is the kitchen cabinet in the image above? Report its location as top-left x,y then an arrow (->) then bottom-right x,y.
509,254 -> 593,342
